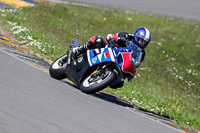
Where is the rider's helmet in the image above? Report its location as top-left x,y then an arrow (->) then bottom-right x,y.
133,28 -> 151,49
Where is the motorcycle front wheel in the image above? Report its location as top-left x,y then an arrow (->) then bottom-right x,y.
80,66 -> 117,94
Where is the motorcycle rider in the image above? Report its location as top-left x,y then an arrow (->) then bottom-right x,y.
106,28 -> 151,88
59,28 -> 151,88
105,28 -> 151,67
59,27 -> 151,69
61,27 -> 151,87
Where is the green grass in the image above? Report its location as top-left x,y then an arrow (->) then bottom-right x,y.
0,3 -> 199,131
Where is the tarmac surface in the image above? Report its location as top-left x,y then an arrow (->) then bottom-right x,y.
0,46 -> 182,133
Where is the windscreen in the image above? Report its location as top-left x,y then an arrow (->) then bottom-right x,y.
126,41 -> 142,63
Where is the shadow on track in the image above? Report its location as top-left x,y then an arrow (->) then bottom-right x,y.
93,92 -> 134,108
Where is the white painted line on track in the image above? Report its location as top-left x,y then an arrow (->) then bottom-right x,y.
0,48 -> 48,73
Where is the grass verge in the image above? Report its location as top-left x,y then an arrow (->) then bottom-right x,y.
0,3 -> 199,131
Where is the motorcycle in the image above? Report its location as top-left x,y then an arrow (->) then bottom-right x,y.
49,39 -> 142,94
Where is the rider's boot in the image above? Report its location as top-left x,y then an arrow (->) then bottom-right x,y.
71,42 -> 89,56
58,42 -> 90,66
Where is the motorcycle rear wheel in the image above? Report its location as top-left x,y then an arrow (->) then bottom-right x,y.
80,66 -> 117,94
49,54 -> 67,80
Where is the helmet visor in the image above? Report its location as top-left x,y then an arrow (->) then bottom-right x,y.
138,38 -> 148,48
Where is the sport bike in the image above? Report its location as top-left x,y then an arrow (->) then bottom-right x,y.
49,39 -> 142,94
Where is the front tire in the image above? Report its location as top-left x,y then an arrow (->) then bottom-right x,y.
80,67 -> 117,94
49,54 -> 67,80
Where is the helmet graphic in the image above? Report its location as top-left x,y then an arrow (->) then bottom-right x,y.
133,28 -> 151,49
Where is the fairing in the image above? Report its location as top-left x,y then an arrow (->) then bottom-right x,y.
121,53 -> 135,75
64,40 -> 142,86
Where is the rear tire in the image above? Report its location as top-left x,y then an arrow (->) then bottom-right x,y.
49,54 -> 67,80
80,67 -> 117,94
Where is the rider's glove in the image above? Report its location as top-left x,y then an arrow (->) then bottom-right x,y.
117,36 -> 126,42
128,34 -> 134,40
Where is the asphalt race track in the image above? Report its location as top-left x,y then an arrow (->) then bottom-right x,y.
0,47 -> 182,133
